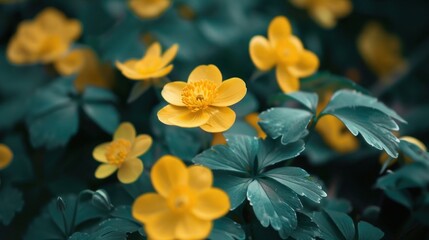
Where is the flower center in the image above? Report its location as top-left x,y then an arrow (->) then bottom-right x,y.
181,80 -> 218,112
105,139 -> 132,166
167,186 -> 196,213
274,40 -> 300,65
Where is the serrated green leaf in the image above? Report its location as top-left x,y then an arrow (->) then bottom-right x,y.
313,211 -> 350,240
398,140 -> 429,162
209,217 -> 246,240
214,172 -> 252,210
263,167 -> 327,203
322,106 -> 399,158
376,160 -> 429,190
26,76 -> 79,149
68,232 -> 90,240
0,184 -> 24,225
82,87 -> 119,134
259,108 -> 313,145
357,221 -> 384,240
300,72 -> 369,96
256,139 -> 305,172
247,179 -> 302,236
285,212 -> 320,240
270,91 -> 319,113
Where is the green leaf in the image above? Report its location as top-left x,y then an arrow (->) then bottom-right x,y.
256,138 -> 305,172
376,160 -> 429,190
247,179 -> 302,235
82,87 -> 119,134
259,108 -> 313,145
214,172 -> 252,210
68,232 -> 90,240
193,134 -> 259,175
357,221 -> 384,240
321,90 -> 404,158
263,167 -> 327,203
398,139 -> 429,162
270,91 -> 319,113
230,91 -> 259,118
0,184 -> 24,225
285,212 -> 320,240
127,81 -> 151,103
26,76 -> 79,149
209,217 -> 246,240
2,134 -> 34,183
300,72 -> 369,95
165,127 -> 205,161
325,210 -> 355,240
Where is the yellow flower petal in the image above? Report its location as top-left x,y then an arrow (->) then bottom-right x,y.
92,143 -> 109,163
0,144 -> 13,170
144,211 -> 180,239
316,115 -> 359,153
151,155 -> 188,197
310,7 -> 336,29
145,42 -> 162,60
176,213 -> 213,239
117,158 -> 144,184
114,122 -> 136,141
54,49 -> 85,75
115,60 -> 147,80
161,81 -> 187,106
188,65 -> 222,86
168,109 -> 211,128
287,50 -> 319,77
276,65 -> 300,93
200,107 -> 236,133
95,164 -> 118,179
212,78 -> 247,107
158,105 -> 189,125
130,134 -> 153,158
249,35 -> 276,71
268,16 -> 292,43
129,0 -> 170,19
188,165 -> 213,192
136,65 -> 174,80
192,188 -> 230,220
160,44 -> 179,67
211,132 -> 227,146
132,193 -> 168,223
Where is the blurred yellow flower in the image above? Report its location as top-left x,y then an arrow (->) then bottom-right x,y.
379,136 -> 427,166
316,93 -> 359,153
7,7 -> 81,64
132,155 -> 230,239
116,42 -> 178,82
158,65 -> 247,133
54,48 -> 114,92
290,0 -> 352,29
249,16 -> 319,93
129,0 -> 170,19
0,144 -> 13,170
357,22 -> 406,80
93,122 -> 152,184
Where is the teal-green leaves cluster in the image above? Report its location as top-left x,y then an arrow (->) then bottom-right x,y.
193,134 -> 326,238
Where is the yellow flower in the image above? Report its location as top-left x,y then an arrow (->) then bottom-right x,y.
129,0 -> 170,19
54,48 -> 114,92
116,42 -> 178,82
290,0 -> 352,28
132,155 -> 230,239
244,112 -> 267,139
357,22 -> 406,80
0,144 -> 13,170
315,93 -> 359,153
92,122 -> 152,184
249,16 -> 319,93
379,136 -> 427,166
157,65 -> 247,133
6,7 -> 81,64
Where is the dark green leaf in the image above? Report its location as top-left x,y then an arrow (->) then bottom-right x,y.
214,172 -> 252,210
209,217 -> 246,240
82,87 -> 119,134
127,81 -> 151,103
271,91 -> 319,113
0,184 -> 24,225
256,138 -> 305,172
263,167 -> 327,203
286,212 -> 320,240
376,160 -> 429,190
398,139 -> 429,162
357,221 -> 384,240
300,72 -> 369,95
230,91 -> 258,118
259,108 -> 313,145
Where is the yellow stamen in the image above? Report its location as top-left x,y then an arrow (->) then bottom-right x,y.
105,139 -> 131,166
181,80 -> 218,112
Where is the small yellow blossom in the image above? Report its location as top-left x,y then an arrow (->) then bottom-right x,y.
157,64 -> 247,133
316,93 -> 359,153
249,16 -> 319,93
129,0 -> 170,19
93,122 -> 152,184
379,136 -> 427,166
357,22 -> 406,80
290,0 -> 352,29
6,7 -> 81,64
0,144 -> 13,170
54,48 -> 114,92
132,155 -> 230,239
116,42 -> 178,82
